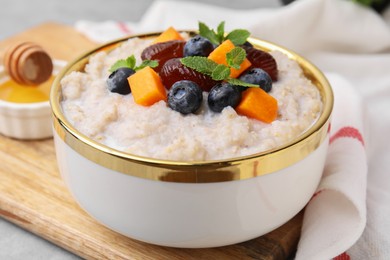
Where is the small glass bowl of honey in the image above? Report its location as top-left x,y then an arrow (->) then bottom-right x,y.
0,60 -> 66,139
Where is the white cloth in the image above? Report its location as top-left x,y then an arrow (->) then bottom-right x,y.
75,0 -> 390,259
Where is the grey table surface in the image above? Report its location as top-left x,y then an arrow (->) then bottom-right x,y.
0,0 -> 281,259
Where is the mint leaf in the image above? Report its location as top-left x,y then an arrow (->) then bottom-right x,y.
216,21 -> 225,44
109,59 -> 131,72
211,64 -> 230,81
226,47 -> 246,70
198,21 -> 251,46
109,55 -> 158,72
109,55 -> 135,72
135,60 -> 158,71
227,78 -> 259,88
181,56 -> 218,75
126,56 -> 136,69
199,22 -> 220,46
225,29 -> 250,45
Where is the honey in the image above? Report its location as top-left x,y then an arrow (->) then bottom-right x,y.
0,75 -> 54,103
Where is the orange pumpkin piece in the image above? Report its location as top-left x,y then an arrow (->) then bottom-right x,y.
128,66 -> 167,106
235,87 -> 278,123
152,27 -> 184,44
208,39 -> 251,78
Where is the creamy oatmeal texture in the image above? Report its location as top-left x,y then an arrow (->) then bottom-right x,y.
61,37 -> 322,161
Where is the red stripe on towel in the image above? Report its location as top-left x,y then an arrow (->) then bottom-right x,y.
330,126 -> 364,146
117,22 -> 132,35
333,252 -> 350,260
309,190 -> 324,202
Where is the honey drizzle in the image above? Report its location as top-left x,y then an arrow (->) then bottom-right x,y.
0,75 -> 54,103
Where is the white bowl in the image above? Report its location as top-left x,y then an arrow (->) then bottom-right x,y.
0,60 -> 66,139
51,33 -> 333,248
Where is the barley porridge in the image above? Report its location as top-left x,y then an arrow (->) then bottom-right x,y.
60,35 -> 322,161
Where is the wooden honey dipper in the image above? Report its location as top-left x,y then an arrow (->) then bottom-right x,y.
3,42 -> 53,86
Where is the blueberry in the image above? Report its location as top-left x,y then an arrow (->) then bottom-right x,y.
168,80 -> 203,114
239,68 -> 272,92
106,67 -> 135,95
183,35 -> 214,57
208,82 -> 242,113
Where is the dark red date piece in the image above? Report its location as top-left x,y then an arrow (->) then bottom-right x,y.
141,40 -> 185,73
242,45 -> 278,81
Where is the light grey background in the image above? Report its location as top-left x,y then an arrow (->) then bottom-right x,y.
0,0 -> 281,39
0,0 -> 281,259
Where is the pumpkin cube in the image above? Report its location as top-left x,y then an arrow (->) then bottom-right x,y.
235,87 -> 278,123
128,66 -> 167,106
208,39 -> 251,78
153,27 -> 184,44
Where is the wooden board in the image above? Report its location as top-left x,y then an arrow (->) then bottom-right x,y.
0,22 -> 303,260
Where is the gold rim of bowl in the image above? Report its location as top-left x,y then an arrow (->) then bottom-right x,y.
50,31 -> 334,183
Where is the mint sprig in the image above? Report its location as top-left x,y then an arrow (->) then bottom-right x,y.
226,47 -> 246,70
225,29 -> 250,46
212,64 -> 231,81
180,48 -> 258,88
216,21 -> 226,44
226,78 -> 258,87
135,59 -> 159,71
109,55 -> 158,72
199,22 -> 220,46
198,21 -> 250,46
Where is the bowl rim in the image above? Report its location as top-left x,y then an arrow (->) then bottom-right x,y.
51,31 -> 333,183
